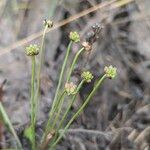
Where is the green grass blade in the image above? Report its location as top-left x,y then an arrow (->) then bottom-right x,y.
0,102 -> 22,149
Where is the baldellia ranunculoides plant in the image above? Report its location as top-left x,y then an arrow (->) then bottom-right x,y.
0,20 -> 117,150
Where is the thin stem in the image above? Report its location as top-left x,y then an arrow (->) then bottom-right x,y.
0,102 -> 22,149
50,41 -> 72,115
66,47 -> 84,82
50,80 -> 85,146
46,42 -> 72,125
45,91 -> 66,134
40,91 -> 66,150
50,92 -> 66,130
51,74 -> 107,148
47,47 -> 84,147
35,25 -> 48,121
57,80 -> 85,130
51,91 -> 66,118
49,47 -> 85,146
41,41 -> 73,142
31,56 -> 36,150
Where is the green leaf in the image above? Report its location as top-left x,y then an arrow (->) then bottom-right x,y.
24,125 -> 34,144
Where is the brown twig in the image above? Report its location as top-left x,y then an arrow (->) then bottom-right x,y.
0,0 -> 135,56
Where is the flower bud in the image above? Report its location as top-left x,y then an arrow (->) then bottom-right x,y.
104,65 -> 117,79
69,31 -> 80,43
81,71 -> 93,83
25,44 -> 39,56
65,82 -> 77,95
43,19 -> 53,28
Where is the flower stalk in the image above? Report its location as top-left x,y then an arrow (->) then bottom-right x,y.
25,44 -> 39,150
66,47 -> 84,82
42,41 -> 73,143
34,20 -> 53,127
58,80 -> 85,130
31,56 -> 36,150
51,74 -> 107,148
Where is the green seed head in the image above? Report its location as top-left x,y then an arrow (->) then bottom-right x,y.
104,65 -> 117,79
81,71 -> 93,83
43,19 -> 53,28
25,44 -> 39,56
69,31 -> 80,43
65,82 -> 77,95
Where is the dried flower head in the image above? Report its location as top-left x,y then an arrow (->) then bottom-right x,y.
86,23 -> 103,45
81,71 -> 93,83
82,41 -> 92,51
69,31 -> 80,43
25,44 -> 39,56
104,65 -> 117,79
43,19 -> 53,28
65,82 -> 77,95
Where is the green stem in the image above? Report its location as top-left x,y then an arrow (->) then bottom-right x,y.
40,91 -> 66,150
50,92 -> 66,130
50,80 -> 85,146
45,91 -> 66,134
47,41 -> 72,124
0,102 -> 22,149
48,47 -> 84,147
51,41 -> 72,114
41,41 -> 73,142
35,25 -> 48,121
66,47 -> 84,82
51,74 -> 107,148
31,56 -> 36,150
57,80 -> 85,130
